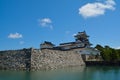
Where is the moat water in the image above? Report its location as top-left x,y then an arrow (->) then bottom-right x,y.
0,66 -> 120,80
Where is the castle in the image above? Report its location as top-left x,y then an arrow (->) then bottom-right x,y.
40,31 -> 99,54
40,31 -> 91,50
40,31 -> 101,61
0,31 -> 101,71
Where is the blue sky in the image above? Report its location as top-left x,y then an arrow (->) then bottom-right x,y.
0,0 -> 120,50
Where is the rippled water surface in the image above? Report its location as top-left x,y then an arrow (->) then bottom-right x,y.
0,66 -> 120,80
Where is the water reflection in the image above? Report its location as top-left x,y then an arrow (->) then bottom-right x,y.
0,66 -> 120,80
30,66 -> 85,80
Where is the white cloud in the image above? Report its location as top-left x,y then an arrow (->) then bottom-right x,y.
79,0 -> 116,18
38,18 -> 53,29
8,32 -> 23,39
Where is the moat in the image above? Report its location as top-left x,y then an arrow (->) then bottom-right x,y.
0,66 -> 120,80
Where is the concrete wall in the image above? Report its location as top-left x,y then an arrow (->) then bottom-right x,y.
81,54 -> 103,61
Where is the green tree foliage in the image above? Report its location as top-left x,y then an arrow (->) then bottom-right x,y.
95,44 -> 120,61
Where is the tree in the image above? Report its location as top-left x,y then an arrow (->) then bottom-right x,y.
95,44 -> 120,61
95,44 -> 103,51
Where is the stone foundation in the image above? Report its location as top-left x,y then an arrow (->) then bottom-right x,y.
0,48 -> 85,71
0,48 -> 31,71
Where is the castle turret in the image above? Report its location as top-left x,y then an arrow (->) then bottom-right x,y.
74,31 -> 92,48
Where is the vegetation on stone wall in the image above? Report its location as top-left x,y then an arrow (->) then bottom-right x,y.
95,44 -> 120,61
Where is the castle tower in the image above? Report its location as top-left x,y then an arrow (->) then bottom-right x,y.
74,31 -> 92,47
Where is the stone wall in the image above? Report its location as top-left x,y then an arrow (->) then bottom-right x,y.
0,48 -> 31,70
31,49 -> 85,71
0,48 -> 85,71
